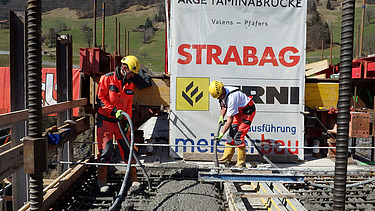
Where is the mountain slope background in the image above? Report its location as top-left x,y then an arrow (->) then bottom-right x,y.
0,0 -> 375,72
0,2 -> 166,72
0,0 -> 157,21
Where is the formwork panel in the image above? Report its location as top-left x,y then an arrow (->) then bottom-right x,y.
350,112 -> 370,138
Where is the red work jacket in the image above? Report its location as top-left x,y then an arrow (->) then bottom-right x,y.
96,66 -> 134,119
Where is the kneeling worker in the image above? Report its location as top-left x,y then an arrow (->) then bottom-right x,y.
96,55 -> 140,192
209,80 -> 256,168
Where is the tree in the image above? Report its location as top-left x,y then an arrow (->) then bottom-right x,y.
55,20 -> 68,32
363,33 -> 375,56
142,17 -> 156,44
306,0 -> 331,52
326,0 -> 332,10
0,0 -> 9,5
145,17 -> 153,29
365,10 -> 375,26
143,28 -> 154,44
44,28 -> 56,47
156,1 -> 166,22
80,22 -> 93,47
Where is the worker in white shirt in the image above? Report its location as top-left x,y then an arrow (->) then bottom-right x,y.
209,80 -> 256,168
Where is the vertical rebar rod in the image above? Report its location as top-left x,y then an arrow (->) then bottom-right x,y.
321,40 -> 324,60
124,28 -> 127,56
102,2 -> 105,50
359,0 -> 365,57
330,33 -> 333,65
127,30 -> 129,55
356,24 -> 360,59
115,17 -> 117,55
333,0 -> 355,209
118,22 -> 121,56
27,0 -> 43,210
93,0 -> 97,47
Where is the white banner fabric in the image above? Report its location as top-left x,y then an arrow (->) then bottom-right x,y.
169,0 -> 307,160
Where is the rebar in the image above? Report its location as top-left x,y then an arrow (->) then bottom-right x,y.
27,0 -> 43,210
52,161 -> 375,174
73,141 -> 375,149
27,0 -> 42,138
333,0 -> 355,209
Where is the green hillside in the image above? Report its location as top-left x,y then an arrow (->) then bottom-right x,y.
307,2 -> 375,65
0,5 -> 166,73
0,2 -> 375,70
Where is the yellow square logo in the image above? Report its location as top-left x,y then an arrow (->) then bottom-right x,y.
176,77 -> 209,111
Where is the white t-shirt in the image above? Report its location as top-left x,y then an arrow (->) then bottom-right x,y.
219,86 -> 250,117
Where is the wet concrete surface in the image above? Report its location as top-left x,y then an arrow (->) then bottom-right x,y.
121,161 -> 224,211
150,179 -> 222,211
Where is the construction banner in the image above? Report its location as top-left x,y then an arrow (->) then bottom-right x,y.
0,67 -> 81,116
168,0 -> 307,159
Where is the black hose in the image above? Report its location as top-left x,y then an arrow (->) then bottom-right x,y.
109,111 -> 151,210
117,121 -> 151,192
245,134 -> 280,171
108,112 -> 135,211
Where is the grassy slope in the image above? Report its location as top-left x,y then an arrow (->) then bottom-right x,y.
307,2 -> 375,65
0,5 -> 165,73
0,3 -> 374,69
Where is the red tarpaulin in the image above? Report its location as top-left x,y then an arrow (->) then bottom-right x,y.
0,67 -> 81,116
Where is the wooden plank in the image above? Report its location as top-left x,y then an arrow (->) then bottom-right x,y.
183,152 -> 298,163
0,98 -> 88,127
1,196 -> 12,201
0,110 -> 27,127
42,98 -> 87,115
133,78 -> 170,107
224,182 -> 248,211
19,158 -> 91,211
42,158 -> 91,210
48,116 -> 90,152
231,192 -> 296,198
305,60 -> 329,76
258,182 -> 288,211
0,144 -> 23,181
273,183 -> 307,211
0,117 -> 90,180
0,142 -> 11,154
308,73 -> 326,79
240,183 -> 266,209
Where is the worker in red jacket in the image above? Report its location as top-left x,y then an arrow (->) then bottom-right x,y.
209,80 -> 256,168
96,55 -> 140,193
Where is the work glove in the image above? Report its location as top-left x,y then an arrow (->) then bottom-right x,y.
215,132 -> 224,141
124,120 -> 130,132
115,110 -> 124,120
218,116 -> 224,125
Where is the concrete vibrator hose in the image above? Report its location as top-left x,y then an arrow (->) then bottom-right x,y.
214,122 -> 224,168
108,111 -> 151,210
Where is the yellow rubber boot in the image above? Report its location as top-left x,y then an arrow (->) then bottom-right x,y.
219,143 -> 235,166
235,146 -> 247,168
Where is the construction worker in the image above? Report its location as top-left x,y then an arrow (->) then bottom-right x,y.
209,80 -> 256,168
96,55 -> 140,193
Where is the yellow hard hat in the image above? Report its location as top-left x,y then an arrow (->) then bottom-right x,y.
121,55 -> 140,74
209,80 -> 224,98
